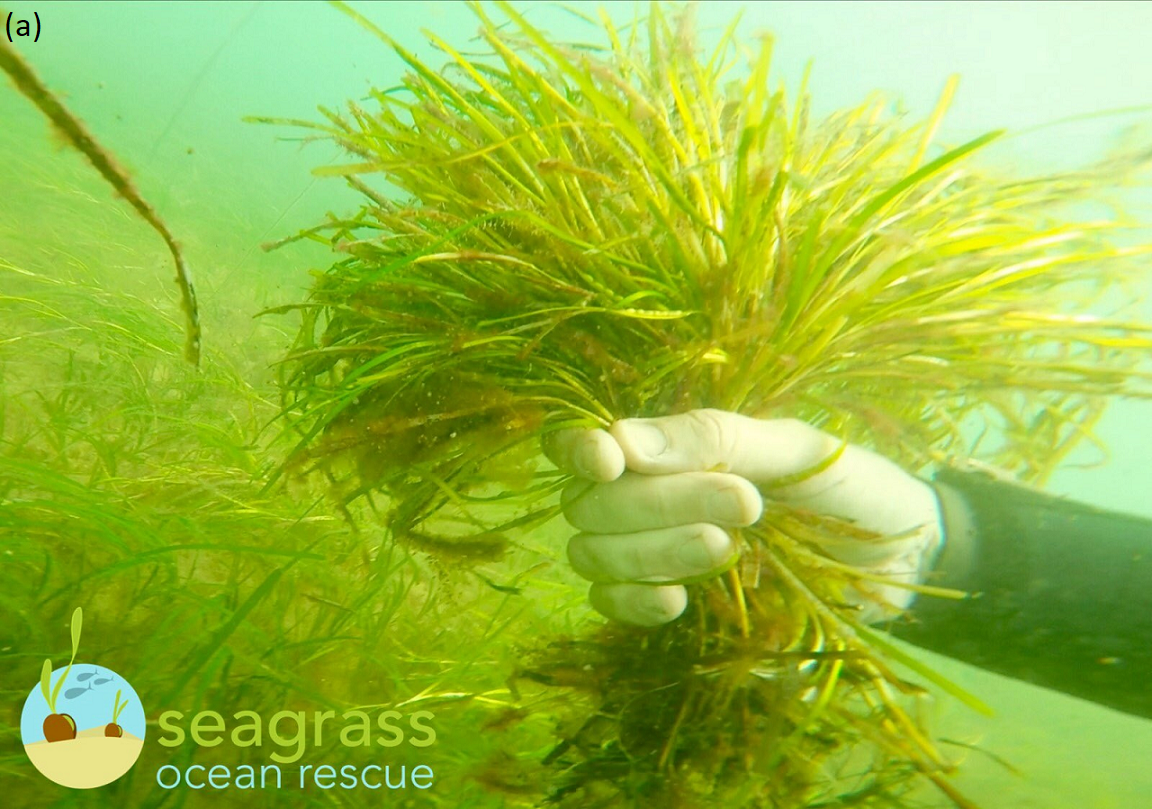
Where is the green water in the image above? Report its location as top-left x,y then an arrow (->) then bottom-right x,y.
2,2 -> 1151,807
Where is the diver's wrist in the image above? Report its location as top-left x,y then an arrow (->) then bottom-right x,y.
923,479 -> 978,591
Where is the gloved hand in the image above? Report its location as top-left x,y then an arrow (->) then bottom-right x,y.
545,409 -> 945,627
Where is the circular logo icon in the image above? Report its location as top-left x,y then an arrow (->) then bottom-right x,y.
20,608 -> 145,788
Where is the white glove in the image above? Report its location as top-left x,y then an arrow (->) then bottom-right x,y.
545,409 -> 945,627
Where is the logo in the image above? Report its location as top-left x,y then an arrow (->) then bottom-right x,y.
20,608 -> 146,789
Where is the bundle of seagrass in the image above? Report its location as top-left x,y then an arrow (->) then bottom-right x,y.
263,3 -> 1152,805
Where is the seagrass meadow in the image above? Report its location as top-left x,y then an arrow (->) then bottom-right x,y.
3,2 -> 1152,808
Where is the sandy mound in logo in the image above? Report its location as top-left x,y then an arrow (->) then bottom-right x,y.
23,722 -> 145,789
20,608 -> 146,788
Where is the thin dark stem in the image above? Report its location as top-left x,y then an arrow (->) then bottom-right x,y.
0,36 -> 201,365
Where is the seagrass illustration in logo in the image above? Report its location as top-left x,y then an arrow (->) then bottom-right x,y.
20,608 -> 146,788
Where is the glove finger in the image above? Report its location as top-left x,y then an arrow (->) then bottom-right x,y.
587,582 -> 687,627
542,427 -> 625,482
611,410 -> 839,483
561,471 -> 762,533
567,523 -> 736,584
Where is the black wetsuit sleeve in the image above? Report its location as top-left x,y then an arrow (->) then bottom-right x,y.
889,466 -> 1152,721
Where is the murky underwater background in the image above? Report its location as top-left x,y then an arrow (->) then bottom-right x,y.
2,2 -> 1151,807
